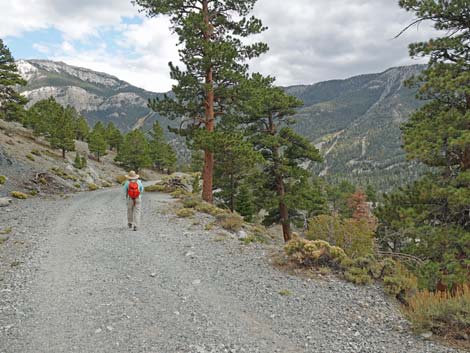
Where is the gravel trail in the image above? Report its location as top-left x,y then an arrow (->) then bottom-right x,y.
0,187 -> 464,353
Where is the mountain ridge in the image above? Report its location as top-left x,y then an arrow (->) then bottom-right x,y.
16,59 -> 426,190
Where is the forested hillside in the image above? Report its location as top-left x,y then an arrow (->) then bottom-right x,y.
17,60 -> 424,190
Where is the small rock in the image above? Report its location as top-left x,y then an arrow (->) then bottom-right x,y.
106,326 -> 114,331
0,198 -> 12,207
150,273 -> 157,277
192,279 -> 201,285
420,332 -> 433,339
237,230 -> 248,239
95,328 -> 102,334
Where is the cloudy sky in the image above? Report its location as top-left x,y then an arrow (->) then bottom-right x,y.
1,0 -> 436,92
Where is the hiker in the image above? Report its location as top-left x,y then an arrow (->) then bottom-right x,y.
124,171 -> 144,231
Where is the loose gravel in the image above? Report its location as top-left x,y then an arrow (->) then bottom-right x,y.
0,188 -> 464,353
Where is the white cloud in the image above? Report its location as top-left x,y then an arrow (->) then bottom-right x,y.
0,0 -> 135,39
1,0 -> 438,91
250,0 -> 436,86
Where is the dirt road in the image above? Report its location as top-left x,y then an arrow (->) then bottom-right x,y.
0,187 -> 461,353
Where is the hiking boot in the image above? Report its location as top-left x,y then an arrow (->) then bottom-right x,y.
133,226 -> 137,231
128,223 -> 132,229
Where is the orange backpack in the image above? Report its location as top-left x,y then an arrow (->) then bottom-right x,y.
128,181 -> 140,199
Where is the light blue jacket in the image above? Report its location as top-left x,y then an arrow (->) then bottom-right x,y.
124,179 -> 144,198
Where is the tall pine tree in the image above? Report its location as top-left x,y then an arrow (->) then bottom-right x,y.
134,0 -> 268,203
88,122 -> 107,162
115,129 -> 152,171
148,121 -> 177,173
0,39 -> 27,122
241,74 -> 323,241
376,0 -> 470,289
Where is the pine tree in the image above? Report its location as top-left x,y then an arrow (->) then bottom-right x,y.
88,122 -> 107,162
48,105 -> 76,158
241,74 -> 323,242
26,97 -> 61,136
73,152 -> 87,169
115,129 -> 152,171
135,0 -> 268,203
25,97 -> 75,158
105,122 -> 123,151
148,121 -> 177,172
75,116 -> 90,141
375,1 -> 470,290
0,39 -> 27,122
194,131 -> 262,212
235,184 -> 255,222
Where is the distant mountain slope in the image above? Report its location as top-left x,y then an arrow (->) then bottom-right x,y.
16,60 -> 170,133
287,65 -> 426,190
17,60 -> 425,190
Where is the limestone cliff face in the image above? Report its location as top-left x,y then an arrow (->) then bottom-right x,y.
16,59 -> 167,132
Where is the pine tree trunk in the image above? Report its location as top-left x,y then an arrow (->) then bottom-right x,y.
279,199 -> 292,242
273,145 -> 292,242
62,148 -> 66,159
201,0 -> 215,203
230,172 -> 235,212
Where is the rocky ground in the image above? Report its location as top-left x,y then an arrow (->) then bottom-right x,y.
0,187 -> 464,353
0,119 -> 161,200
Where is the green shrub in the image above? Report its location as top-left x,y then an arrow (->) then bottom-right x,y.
242,234 -> 268,245
192,174 -> 201,194
177,208 -> 195,218
26,154 -> 35,161
204,222 -> 215,231
406,285 -> 470,340
31,149 -> 42,156
0,175 -> 6,185
306,214 -> 375,258
285,238 -> 347,269
101,181 -> 112,188
285,237 -> 418,300
170,188 -> 191,199
279,289 -> 293,296
88,183 -> 99,191
73,152 -> 87,169
344,267 -> 373,285
11,191 -> 29,199
144,184 -> 166,192
73,182 -> 81,188
382,260 -> 418,298
39,177 -> 48,185
29,190 -> 38,196
182,196 -> 201,209
217,213 -> 243,232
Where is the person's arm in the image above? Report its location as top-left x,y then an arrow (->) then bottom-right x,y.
138,180 -> 144,193
123,180 -> 129,197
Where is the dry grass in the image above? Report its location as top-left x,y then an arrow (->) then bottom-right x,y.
144,184 -> 166,192
217,214 -> 243,232
88,183 -> 99,191
0,227 -> 12,235
406,285 -> 470,344
115,175 -> 127,185
11,191 -> 29,199
176,208 -> 195,218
